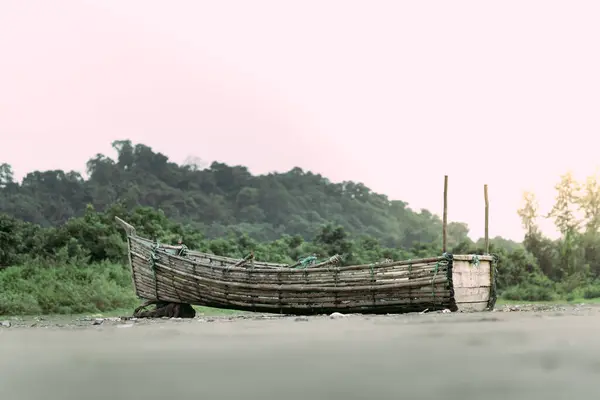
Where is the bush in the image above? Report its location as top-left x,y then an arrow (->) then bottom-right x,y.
0,260 -> 138,316
582,284 -> 600,299
501,283 -> 557,302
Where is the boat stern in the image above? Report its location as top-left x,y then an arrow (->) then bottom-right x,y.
451,254 -> 497,312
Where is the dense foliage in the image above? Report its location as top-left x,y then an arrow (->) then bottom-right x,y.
2,140 -> 600,315
0,140 -> 478,248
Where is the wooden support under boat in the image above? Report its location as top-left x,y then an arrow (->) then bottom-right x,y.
133,300 -> 196,319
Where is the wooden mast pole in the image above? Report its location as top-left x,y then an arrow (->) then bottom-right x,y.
443,175 -> 448,253
484,184 -> 489,254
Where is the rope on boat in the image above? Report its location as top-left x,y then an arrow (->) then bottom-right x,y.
433,253 -> 453,308
432,260 -> 440,307
328,254 -> 342,265
301,255 -> 317,267
177,244 -> 188,257
233,252 -> 255,268
292,254 -> 342,269
293,255 -> 318,269
149,241 -> 160,299
471,254 -> 480,267
487,253 -> 500,310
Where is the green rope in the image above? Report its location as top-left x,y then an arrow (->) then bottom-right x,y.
149,241 -> 160,299
294,255 -> 318,269
177,244 -> 188,257
243,252 -> 255,269
471,255 -> 480,267
487,253 -> 499,310
432,259 -> 441,307
432,254 -> 453,308
369,264 -> 374,281
442,252 -> 453,263
441,253 -> 455,310
149,241 -> 159,267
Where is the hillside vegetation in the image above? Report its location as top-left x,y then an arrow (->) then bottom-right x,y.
1,140 -> 600,315
0,140 -> 482,248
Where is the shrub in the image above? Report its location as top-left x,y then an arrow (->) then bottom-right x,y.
501,283 -> 557,302
0,260 -> 137,316
582,284 -> 600,299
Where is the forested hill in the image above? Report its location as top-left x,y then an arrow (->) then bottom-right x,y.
0,139 -> 498,249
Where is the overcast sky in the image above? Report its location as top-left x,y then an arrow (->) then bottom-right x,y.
2,0 -> 599,241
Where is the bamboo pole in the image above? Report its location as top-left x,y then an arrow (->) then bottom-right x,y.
443,175 -> 448,253
484,184 -> 489,254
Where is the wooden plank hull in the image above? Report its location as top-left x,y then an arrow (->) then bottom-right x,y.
121,228 -> 497,315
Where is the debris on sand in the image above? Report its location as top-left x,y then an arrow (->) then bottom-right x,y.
6,303 -> 600,329
329,312 -> 346,319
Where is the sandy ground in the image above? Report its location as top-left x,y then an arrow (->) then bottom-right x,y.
2,304 -> 600,400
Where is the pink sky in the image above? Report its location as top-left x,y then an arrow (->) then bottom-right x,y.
1,0 -> 600,241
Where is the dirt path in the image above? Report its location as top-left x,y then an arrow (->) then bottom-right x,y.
1,304 -> 599,399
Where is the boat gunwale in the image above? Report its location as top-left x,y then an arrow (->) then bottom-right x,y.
130,235 -> 291,268
131,236 -> 491,275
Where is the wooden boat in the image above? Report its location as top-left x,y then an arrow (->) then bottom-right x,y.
116,217 -> 498,315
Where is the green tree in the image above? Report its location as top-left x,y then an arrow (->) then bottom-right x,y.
546,172 -> 584,279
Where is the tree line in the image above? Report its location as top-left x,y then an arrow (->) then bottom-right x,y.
0,140 -> 486,248
516,171 -> 600,300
